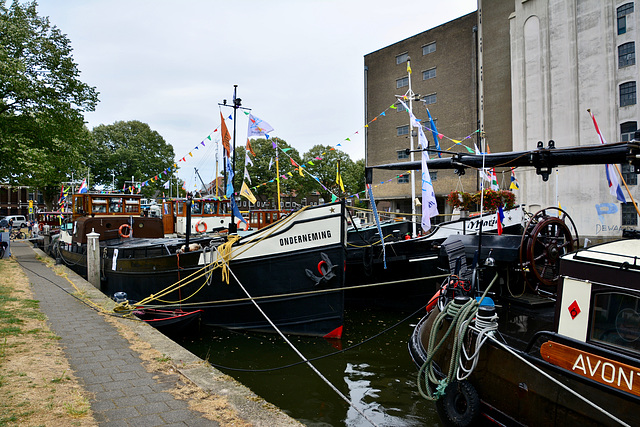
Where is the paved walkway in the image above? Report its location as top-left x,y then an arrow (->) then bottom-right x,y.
10,241 -> 300,427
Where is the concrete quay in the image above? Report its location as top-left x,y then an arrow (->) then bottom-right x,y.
11,241 -> 302,427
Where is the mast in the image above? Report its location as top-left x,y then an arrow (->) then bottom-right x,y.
405,57 -> 417,237
218,85 -> 251,193
275,138 -> 281,211
194,167 -> 207,195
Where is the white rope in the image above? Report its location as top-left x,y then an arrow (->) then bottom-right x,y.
214,247 -> 379,427
488,334 -> 630,427
456,314 -> 498,381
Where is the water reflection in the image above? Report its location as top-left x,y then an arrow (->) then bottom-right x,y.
175,308 -> 441,426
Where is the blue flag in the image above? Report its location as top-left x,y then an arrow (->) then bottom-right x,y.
225,158 -> 234,198
426,108 -> 441,157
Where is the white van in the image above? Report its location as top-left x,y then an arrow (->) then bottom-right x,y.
4,215 -> 27,228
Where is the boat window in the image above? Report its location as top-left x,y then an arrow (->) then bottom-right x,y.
74,196 -> 84,214
220,203 -> 227,214
177,202 -> 183,215
124,198 -> 139,214
203,202 -> 216,215
109,198 -> 123,213
91,198 -> 107,213
591,292 -> 640,353
191,202 -> 202,215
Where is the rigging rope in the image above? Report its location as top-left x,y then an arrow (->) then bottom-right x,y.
214,245 -> 380,427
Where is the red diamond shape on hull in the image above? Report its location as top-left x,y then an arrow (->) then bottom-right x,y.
568,300 -> 581,320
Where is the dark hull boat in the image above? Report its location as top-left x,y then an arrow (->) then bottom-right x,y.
131,308 -> 203,335
345,207 -> 525,309
409,234 -> 640,426
58,198 -> 347,338
402,142 -> 640,426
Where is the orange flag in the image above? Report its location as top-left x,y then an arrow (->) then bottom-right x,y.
246,138 -> 256,156
220,112 -> 231,157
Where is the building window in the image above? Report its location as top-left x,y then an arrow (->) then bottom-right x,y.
397,149 -> 409,160
395,101 -> 406,112
423,67 -> 436,80
396,52 -> 408,64
619,42 -> 635,68
620,82 -> 637,106
430,171 -> 437,181
423,93 -> 437,105
618,3 -> 634,35
397,125 -> 409,136
621,121 -> 637,141
622,202 -> 638,226
396,77 -> 409,88
398,174 -> 410,184
422,42 -> 436,55
621,163 -> 637,185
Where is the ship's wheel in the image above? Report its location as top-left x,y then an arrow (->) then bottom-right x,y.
519,207 -> 579,292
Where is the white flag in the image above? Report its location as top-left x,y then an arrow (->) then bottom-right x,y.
421,147 -> 439,231
247,114 -> 274,137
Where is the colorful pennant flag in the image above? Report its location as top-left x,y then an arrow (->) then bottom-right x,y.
509,168 -> 520,190
247,114 -> 274,138
220,112 -> 231,157
240,181 -> 257,204
336,161 -> 345,192
497,205 -> 505,235
588,109 -> 626,202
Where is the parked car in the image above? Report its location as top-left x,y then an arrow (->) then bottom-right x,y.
4,215 -> 27,228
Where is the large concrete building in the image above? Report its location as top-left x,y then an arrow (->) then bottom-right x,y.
365,0 -> 639,239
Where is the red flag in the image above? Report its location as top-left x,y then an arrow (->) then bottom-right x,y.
220,112 -> 231,157
497,205 -> 505,235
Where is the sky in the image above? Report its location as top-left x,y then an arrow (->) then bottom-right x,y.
35,0 -> 477,190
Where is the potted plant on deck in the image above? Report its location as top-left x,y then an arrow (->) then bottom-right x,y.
447,189 -> 516,215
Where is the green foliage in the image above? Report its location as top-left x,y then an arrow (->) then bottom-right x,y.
301,145 -> 364,202
234,138 -> 301,200
0,1 -> 99,203
235,141 -> 365,204
83,120 -> 175,196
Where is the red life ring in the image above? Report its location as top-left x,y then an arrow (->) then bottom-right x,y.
38,223 -> 43,231
195,220 -> 207,233
118,224 -> 132,238
236,219 -> 249,231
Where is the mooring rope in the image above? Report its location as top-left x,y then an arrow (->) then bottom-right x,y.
215,246 -> 380,427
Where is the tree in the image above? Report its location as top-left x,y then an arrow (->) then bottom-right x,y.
301,145 -> 364,203
83,121 -> 175,196
0,1 -> 99,206
234,137 -> 302,201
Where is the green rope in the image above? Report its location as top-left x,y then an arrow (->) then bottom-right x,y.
417,273 -> 499,401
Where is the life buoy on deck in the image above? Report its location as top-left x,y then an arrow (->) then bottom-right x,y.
38,223 -> 43,231
118,224 -> 132,238
195,220 -> 207,233
236,219 -> 249,231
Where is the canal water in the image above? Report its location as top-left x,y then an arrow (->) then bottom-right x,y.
175,306 -> 442,426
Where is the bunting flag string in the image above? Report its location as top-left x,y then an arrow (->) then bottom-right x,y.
130,93 -> 480,199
